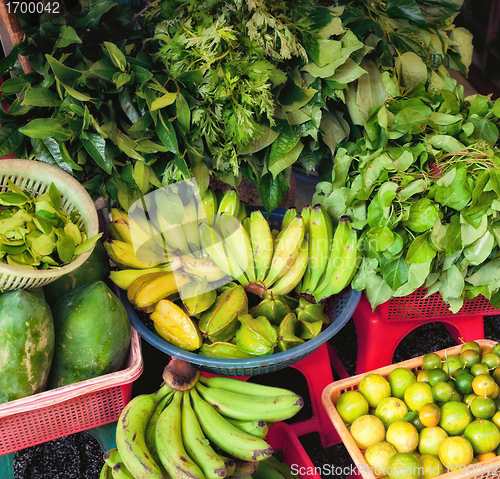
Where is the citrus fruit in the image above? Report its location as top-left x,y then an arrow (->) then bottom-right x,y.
464,419 -> 500,454
409,412 -> 425,431
438,436 -> 474,471
350,414 -> 386,450
476,451 -> 496,462
387,453 -> 422,479
454,368 -> 470,379
336,390 -> 369,424
471,363 -> 490,376
419,403 -> 441,428
359,374 -> 392,408
441,355 -> 463,378
491,383 -> 500,400
492,366 -> 500,383
482,352 -> 500,369
419,454 -> 443,479
454,372 -> 474,396
431,381 -> 454,403
460,349 -> 480,369
418,426 -> 449,456
376,397 -> 409,428
472,374 -> 497,397
439,401 -> 472,435
388,368 -> 417,400
422,353 -> 442,371
417,370 -> 431,383
448,381 -> 463,402
490,343 -> 500,356
464,393 -> 478,408
428,369 -> 448,386
404,382 -> 434,411
365,441 -> 397,477
386,420 -> 419,453
492,411 -> 500,428
461,341 -> 481,354
470,397 -> 496,419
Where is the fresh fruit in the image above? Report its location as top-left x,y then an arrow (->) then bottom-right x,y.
404,382 -> 434,412
388,368 -> 417,400
387,453 -> 422,479
364,441 -> 397,477
418,427 -> 448,456
461,341 -> 482,354
441,355 -> 463,377
386,420 -> 419,453
419,454 -> 443,479
427,368 -> 448,386
439,401 -> 472,436
359,374 -> 392,408
431,381 -> 454,403
464,419 -> 500,454
336,390 -> 370,425
470,397 -> 496,419
454,372 -> 475,396
482,352 -> 500,369
422,353 -> 442,371
375,397 -> 409,428
460,349 -> 481,369
438,436 -> 474,470
0,290 -> 55,404
350,415 -> 386,450
472,374 -> 497,397
419,403 -> 441,428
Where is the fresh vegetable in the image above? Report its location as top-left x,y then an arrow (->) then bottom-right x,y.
0,290 -> 55,404
48,281 -> 131,388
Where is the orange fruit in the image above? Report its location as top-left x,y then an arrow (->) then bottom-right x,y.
388,367 -> 417,400
387,453 -> 422,479
386,420 -> 419,453
438,436 -> 474,471
375,397 -> 409,428
473,374 -> 497,397
419,403 -> 442,428
422,353 -> 442,371
439,401 -> 472,435
419,454 -> 444,478
428,369 -> 448,386
364,441 -> 397,477
336,390 -> 369,424
491,383 -> 500,400
464,419 -> 500,454
461,348 -> 481,369
464,393 -> 478,408
461,341 -> 482,354
418,426 -> 449,456
350,414 -> 386,450
470,397 -> 496,419
404,382 -> 434,412
476,451 -> 497,461
358,374 -> 391,408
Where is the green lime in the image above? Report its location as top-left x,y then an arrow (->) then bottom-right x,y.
453,368 -> 469,379
441,355 -> 463,377
388,367 -> 417,400
495,398 -> 500,411
447,381 -> 462,402
417,370 -> 431,383
431,382 -> 454,403
454,372 -> 474,396
492,366 -> 500,384
471,363 -> 490,376
439,401 -> 472,435
460,349 -> 481,369
336,390 -> 369,424
482,352 -> 500,369
422,353 -> 442,371
464,419 -> 500,454
490,343 -> 500,356
461,341 -> 482,354
470,397 -> 496,419
428,369 -> 448,386
464,394 -> 478,407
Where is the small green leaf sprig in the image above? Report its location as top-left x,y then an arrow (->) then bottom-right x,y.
0,181 -> 101,270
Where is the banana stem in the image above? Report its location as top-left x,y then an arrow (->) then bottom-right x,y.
162,358 -> 200,391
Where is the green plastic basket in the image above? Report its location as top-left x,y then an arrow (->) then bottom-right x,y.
0,159 -> 99,290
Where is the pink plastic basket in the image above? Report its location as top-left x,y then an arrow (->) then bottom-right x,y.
0,328 -> 143,455
266,422 -> 321,479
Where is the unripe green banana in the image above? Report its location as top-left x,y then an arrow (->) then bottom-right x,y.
231,460 -> 259,478
281,208 -> 297,230
198,376 -> 297,398
217,189 -> 240,217
182,391 -> 227,479
250,210 -> 274,282
195,382 -> 303,422
111,462 -> 135,479
100,463 -> 113,479
155,391 -> 205,479
103,448 -> 122,469
226,418 -> 269,439
116,383 -> 172,479
190,388 -> 273,462
201,188 -> 218,226
268,239 -> 308,296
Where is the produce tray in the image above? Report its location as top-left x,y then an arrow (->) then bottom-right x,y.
125,285 -> 361,377
0,328 -> 143,456
322,339 -> 499,479
265,422 -> 321,478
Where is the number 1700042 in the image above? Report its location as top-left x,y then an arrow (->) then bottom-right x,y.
6,1 -> 60,14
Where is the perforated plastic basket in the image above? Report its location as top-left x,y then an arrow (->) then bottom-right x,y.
384,287 -> 500,321
266,422 -> 321,478
0,159 -> 99,290
322,339 -> 500,479
0,328 -> 143,455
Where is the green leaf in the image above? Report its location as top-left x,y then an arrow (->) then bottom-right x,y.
74,233 -> 102,255
45,55 -> 83,80
386,0 -> 428,26
104,42 -> 127,72
367,226 -> 395,252
19,119 -> 72,141
269,141 -> 304,178
466,260 -> 500,287
392,105 -> 432,134
81,133 -> 112,174
365,274 -> 394,310
89,58 -> 118,81
406,232 -> 437,263
55,25 -> 83,49
22,86 -> 61,107
48,183 -> 61,210
440,264 -> 464,302
176,93 -> 191,132
395,52 -> 428,93
57,235 -> 76,264
156,112 -> 179,154
0,124 -> 25,158
381,256 -> 409,290
151,92 -> 177,111
444,215 -> 463,255
60,81 -> 93,102
257,172 -> 289,215
435,167 -> 473,211
0,77 -> 31,94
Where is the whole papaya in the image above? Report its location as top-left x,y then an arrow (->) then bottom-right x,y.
48,281 -> 131,388
0,290 -> 55,403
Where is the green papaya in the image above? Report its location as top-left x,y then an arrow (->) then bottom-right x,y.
48,281 -> 131,388
0,290 -> 55,404
43,241 -> 110,306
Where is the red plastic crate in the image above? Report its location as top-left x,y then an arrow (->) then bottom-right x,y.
0,328 -> 143,455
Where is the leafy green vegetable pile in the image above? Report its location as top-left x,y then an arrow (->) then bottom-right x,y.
313,83 -> 500,312
0,181 -> 100,269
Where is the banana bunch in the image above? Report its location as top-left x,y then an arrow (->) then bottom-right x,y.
101,370 -> 303,479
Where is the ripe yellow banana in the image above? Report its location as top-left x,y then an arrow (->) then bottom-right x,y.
268,239 -> 309,296
190,387 -> 273,462
155,391 -> 205,479
132,271 -> 189,309
181,254 -> 229,283
127,271 -> 165,304
250,210 -> 274,282
111,208 -> 133,244
109,266 -> 172,291
104,239 -> 161,270
115,383 -> 172,479
182,195 -> 202,256
263,216 -> 305,288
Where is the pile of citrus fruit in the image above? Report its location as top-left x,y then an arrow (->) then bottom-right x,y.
335,341 -> 500,478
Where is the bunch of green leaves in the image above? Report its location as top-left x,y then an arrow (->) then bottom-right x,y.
0,0 -> 204,211
313,80 -> 500,312
0,181 -> 101,269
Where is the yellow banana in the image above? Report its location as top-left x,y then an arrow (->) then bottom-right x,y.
268,239 -> 309,296
111,208 -> 133,244
109,266 -> 172,291
182,195 -> 202,256
181,254 -> 229,283
281,208 -> 297,230
216,189 -> 240,217
104,239 -> 161,270
250,210 -> 273,282
263,216 -> 305,288
127,272 -> 165,304
132,271 -> 189,309
153,197 -> 191,256
200,188 -> 217,226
